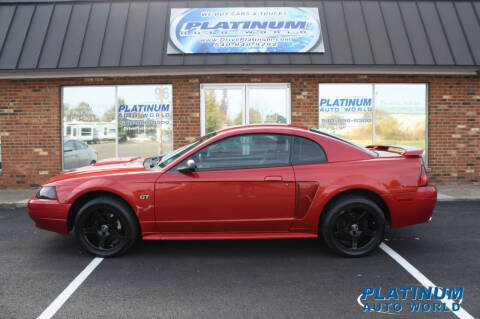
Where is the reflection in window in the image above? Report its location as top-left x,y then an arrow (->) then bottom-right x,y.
318,83 -> 427,158
81,128 -> 92,136
375,84 -> 426,150
62,85 -> 173,170
318,84 -> 373,146
117,85 -> 173,158
248,88 -> 288,124
203,87 -> 243,133
0,136 -> 2,171
63,86 -> 116,169
202,84 -> 290,135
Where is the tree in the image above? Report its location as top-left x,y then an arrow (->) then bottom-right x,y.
248,108 -> 262,124
265,113 -> 287,124
64,102 -> 99,122
102,106 -> 116,122
206,90 -> 231,133
374,110 -> 404,140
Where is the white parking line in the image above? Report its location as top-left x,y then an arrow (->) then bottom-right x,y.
37,257 -> 104,319
380,243 -> 474,319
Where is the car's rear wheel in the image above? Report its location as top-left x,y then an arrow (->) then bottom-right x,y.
320,196 -> 385,257
74,197 -> 138,257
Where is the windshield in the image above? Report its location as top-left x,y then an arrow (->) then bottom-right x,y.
147,132 -> 217,169
309,128 -> 377,156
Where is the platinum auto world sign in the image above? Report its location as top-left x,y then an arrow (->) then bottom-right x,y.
167,7 -> 324,54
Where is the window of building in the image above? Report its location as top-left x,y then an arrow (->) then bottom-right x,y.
81,128 -> 92,136
187,134 -> 291,171
318,83 -> 427,157
62,85 -> 173,170
200,84 -> 290,135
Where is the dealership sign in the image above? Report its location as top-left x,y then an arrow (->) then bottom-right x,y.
117,85 -> 173,129
167,7 -> 324,54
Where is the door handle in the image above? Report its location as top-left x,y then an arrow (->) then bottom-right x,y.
264,175 -> 283,181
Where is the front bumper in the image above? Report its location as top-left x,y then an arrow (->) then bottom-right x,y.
27,197 -> 71,235
389,185 -> 437,229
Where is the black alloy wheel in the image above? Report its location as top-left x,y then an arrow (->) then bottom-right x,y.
74,196 -> 138,257
321,196 -> 386,257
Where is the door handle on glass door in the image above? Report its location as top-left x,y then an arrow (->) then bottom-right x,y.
264,176 -> 283,181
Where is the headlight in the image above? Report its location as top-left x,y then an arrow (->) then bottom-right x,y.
36,186 -> 57,200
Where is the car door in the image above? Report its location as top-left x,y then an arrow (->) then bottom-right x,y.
155,133 -> 296,233
63,140 -> 78,170
75,141 -> 90,167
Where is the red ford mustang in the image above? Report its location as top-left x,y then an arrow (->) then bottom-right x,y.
28,125 -> 437,257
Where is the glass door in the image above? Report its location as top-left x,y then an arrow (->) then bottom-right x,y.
246,85 -> 290,125
201,85 -> 245,135
201,83 -> 290,135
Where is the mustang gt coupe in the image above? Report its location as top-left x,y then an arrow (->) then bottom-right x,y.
28,125 -> 437,257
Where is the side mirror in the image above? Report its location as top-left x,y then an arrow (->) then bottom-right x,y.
177,159 -> 197,173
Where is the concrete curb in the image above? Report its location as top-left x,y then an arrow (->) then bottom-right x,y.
437,198 -> 480,202
0,202 -> 28,209
0,198 -> 29,208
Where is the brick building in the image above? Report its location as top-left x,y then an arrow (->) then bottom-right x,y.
0,0 -> 479,187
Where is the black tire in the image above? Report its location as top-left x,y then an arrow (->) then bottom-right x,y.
74,196 -> 139,257
320,196 -> 386,257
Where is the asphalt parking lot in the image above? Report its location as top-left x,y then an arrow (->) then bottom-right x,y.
0,202 -> 478,319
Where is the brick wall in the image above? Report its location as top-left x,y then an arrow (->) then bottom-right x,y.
0,74 -> 478,188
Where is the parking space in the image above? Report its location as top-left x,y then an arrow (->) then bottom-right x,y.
0,209 -> 93,318
0,202 -> 478,319
382,202 -> 480,316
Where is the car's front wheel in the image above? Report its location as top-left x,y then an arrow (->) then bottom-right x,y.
320,196 -> 386,257
74,196 -> 138,257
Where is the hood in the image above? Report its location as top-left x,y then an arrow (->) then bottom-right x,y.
44,157 -> 147,184
91,157 -> 142,166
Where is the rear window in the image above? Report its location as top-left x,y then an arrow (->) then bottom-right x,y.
292,136 -> 327,165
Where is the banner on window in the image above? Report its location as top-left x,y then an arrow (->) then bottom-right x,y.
167,7 -> 324,54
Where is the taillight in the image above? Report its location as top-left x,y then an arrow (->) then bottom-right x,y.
419,165 -> 428,186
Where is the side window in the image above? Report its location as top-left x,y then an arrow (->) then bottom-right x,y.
189,134 -> 291,171
292,136 -> 327,165
75,141 -> 88,150
64,140 -> 77,151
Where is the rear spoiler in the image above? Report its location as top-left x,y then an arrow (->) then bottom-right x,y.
366,145 -> 424,157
